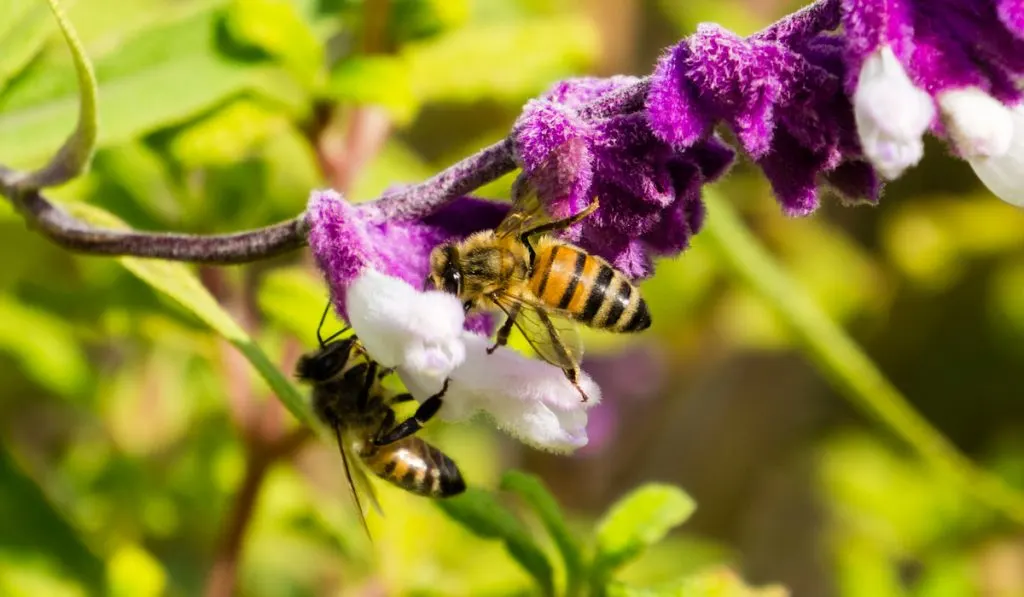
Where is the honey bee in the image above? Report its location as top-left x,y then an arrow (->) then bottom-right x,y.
295,303 -> 465,531
426,175 -> 651,402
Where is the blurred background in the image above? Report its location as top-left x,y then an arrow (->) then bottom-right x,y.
1,0 -> 1024,595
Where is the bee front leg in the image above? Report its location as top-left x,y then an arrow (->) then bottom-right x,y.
373,379 -> 450,446
488,303 -> 520,354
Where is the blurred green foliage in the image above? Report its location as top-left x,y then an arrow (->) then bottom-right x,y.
2,0 -> 1024,596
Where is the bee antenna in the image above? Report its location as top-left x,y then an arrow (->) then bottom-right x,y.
316,299 -> 332,347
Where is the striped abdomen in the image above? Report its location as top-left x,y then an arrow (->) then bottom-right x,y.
360,437 -> 466,498
529,243 -> 651,332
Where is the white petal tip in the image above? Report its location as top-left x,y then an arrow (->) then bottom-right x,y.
967,104 -> 1024,207
854,46 -> 934,181
939,88 -> 1015,159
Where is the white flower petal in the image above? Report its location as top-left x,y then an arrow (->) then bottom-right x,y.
968,104 -> 1024,207
345,269 -> 466,376
399,333 -> 601,453
853,46 -> 935,180
938,88 -> 1014,158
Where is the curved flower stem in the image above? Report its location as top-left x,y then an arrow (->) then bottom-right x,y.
700,189 -> 1024,525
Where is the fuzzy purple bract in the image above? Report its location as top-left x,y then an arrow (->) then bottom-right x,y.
307,190 -> 507,334
646,8 -> 882,215
512,76 -> 736,280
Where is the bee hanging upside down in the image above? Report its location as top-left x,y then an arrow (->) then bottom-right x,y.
426,177 -> 651,402
294,303 -> 465,533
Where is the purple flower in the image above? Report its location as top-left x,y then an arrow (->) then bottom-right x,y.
842,0 -> 1024,205
646,11 -> 882,215
512,77 -> 735,280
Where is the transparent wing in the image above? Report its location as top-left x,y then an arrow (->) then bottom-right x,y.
492,295 -> 583,370
332,426 -> 382,542
495,173 -> 550,239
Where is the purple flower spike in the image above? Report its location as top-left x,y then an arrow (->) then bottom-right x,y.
512,78 -> 735,280
307,189 -> 507,331
647,6 -> 873,217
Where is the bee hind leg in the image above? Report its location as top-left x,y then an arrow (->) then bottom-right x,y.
373,379 -> 450,446
564,367 -> 589,403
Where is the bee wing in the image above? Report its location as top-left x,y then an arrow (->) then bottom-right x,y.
494,174 -> 548,239
332,427 -> 382,542
492,295 -> 584,370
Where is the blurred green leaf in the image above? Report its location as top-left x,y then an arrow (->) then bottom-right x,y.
0,296 -> 90,397
501,470 -> 583,597
326,55 -> 418,125
94,143 -> 181,222
0,441 -> 105,595
0,8 -> 272,169
106,544 -> 166,597
389,0 -> 470,43
59,202 -> 312,426
224,0 -> 323,88
11,0 -> 98,191
405,16 -> 598,104
168,99 -> 288,168
594,484 -> 696,574
0,0 -> 62,91
607,565 -> 788,597
257,266 -> 328,342
437,488 -> 555,596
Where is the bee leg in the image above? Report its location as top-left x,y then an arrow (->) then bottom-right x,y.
373,379 -> 450,446
376,366 -> 396,380
564,367 -> 590,403
356,361 -> 379,410
390,392 -> 416,404
488,304 -> 520,354
518,197 -> 600,241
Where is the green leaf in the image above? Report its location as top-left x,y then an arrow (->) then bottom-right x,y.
225,0 -> 323,89
0,8 -> 273,169
106,544 -> 166,597
0,0 -> 67,91
594,484 -> 696,574
11,0 -> 98,191
606,566 -> 788,597
0,440 -> 106,596
325,55 -> 418,125
501,470 -> 583,596
437,488 -> 554,596
0,296 -> 90,398
404,16 -> 598,104
59,202 -> 312,426
168,98 -> 288,168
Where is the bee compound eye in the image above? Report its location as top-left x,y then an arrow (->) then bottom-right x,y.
444,269 -> 461,295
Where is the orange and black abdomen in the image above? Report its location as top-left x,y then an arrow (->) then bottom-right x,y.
361,437 -> 465,498
529,243 -> 651,332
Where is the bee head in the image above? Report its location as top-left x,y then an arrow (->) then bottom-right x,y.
428,243 -> 463,296
294,336 -> 358,383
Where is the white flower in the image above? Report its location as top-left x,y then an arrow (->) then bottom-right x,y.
345,269 -> 599,452
345,268 -> 466,377
964,103 -> 1024,207
399,333 -> 601,453
853,46 -> 935,180
938,88 -> 1015,159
